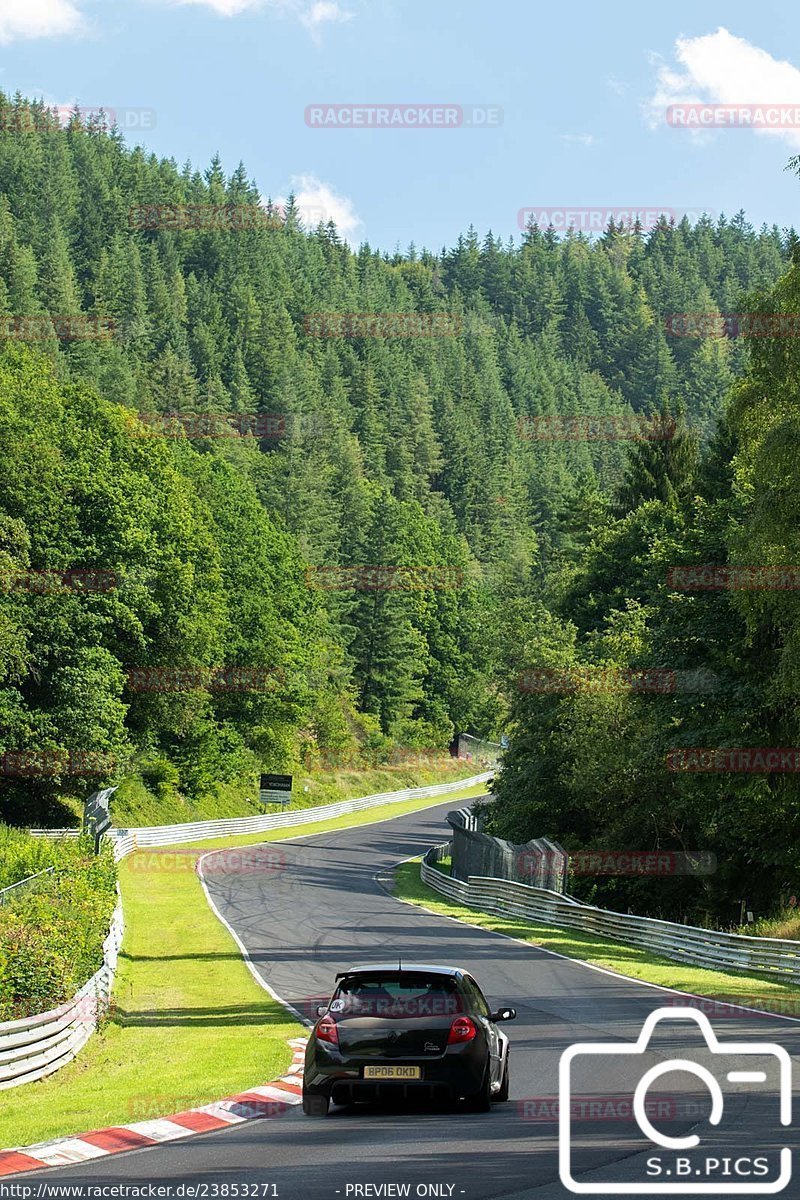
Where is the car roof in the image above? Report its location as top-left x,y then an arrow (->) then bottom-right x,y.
335,963 -> 468,980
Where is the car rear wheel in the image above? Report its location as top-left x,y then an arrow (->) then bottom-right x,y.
496,1053 -> 510,1102
302,1088 -> 330,1117
464,1063 -> 492,1112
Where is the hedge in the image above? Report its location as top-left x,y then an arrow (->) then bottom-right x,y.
0,829 -> 117,1020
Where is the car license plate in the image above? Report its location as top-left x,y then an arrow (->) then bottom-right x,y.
363,1065 -> 421,1080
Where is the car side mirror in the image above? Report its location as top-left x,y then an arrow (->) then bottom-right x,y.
316,1005 -> 328,1017
491,1007 -> 516,1022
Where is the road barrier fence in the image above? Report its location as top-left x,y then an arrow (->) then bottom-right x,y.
0,897 -> 123,1090
420,843 -> 800,983
30,773 -> 491,862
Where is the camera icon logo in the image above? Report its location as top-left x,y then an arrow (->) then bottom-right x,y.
559,1006 -> 792,1194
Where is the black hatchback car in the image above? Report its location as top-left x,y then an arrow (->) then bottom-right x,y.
302,963 -> 516,1115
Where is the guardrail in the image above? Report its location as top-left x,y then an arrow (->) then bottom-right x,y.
420,845 -> 800,984
26,829 -> 79,839
31,773 -> 492,862
0,897 -> 123,1090
0,867 -> 55,907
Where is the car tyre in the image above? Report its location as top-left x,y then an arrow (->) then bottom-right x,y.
302,1088 -> 330,1117
496,1053 -> 510,1102
464,1063 -> 492,1112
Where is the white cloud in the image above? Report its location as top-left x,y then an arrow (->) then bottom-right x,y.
170,0 -> 353,35
300,0 -> 352,40
560,133 -> 596,147
645,27 -> 800,148
176,0 -> 260,12
274,174 -> 364,244
606,75 -> 629,96
0,0 -> 84,43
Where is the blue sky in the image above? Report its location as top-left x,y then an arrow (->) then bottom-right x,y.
3,0 -> 800,250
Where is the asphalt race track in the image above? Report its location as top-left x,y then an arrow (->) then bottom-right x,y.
16,799 -> 800,1200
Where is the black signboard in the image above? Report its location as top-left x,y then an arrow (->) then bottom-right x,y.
259,773 -> 293,807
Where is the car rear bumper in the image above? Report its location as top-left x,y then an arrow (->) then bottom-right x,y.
329,1078 -> 455,1105
304,1045 -> 487,1102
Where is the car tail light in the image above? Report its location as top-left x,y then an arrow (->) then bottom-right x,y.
447,1016 -> 477,1044
316,1015 -> 339,1046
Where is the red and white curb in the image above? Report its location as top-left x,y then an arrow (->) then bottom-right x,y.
0,1038 -> 307,1177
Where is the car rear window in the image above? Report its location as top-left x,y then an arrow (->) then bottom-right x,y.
330,974 -> 464,1018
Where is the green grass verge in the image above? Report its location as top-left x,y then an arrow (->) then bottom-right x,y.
0,780 -> 487,1150
391,860 -> 800,1018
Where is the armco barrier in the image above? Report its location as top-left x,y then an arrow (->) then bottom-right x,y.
420,845 -> 800,983
31,773 -> 491,862
0,897 -> 123,1090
